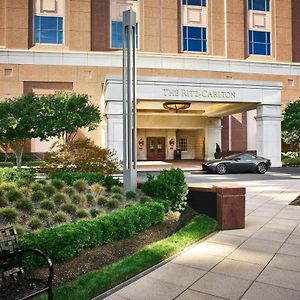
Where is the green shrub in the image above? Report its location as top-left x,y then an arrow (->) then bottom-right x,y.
15,198 -> 34,212
61,203 -> 77,215
0,196 -> 8,207
104,176 -> 120,190
43,184 -> 56,197
0,182 -> 16,192
15,224 -> 24,235
283,157 -> 300,166
111,186 -> 123,194
5,189 -> 23,202
28,217 -> 43,230
112,193 -> 123,202
107,199 -> 120,209
0,168 -> 35,183
50,172 -> 105,185
86,193 -> 95,204
71,194 -> 87,207
36,209 -> 50,221
73,180 -> 88,193
97,196 -> 108,206
139,195 -> 152,204
53,211 -> 69,223
26,160 -> 45,167
37,180 -> 47,185
0,207 -> 19,223
31,182 -> 43,192
125,190 -> 136,199
61,186 -> 76,197
91,183 -> 105,195
20,202 -> 165,263
15,179 -> 30,187
18,186 -> 32,197
0,162 -> 14,168
51,179 -> 65,190
52,193 -> 68,205
77,209 -> 90,219
142,168 -> 188,212
40,200 -> 55,211
31,191 -> 46,202
90,208 -> 104,218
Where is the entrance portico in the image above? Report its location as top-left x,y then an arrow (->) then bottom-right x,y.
104,76 -> 282,167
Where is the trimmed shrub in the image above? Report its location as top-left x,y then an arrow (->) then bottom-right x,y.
43,184 -> 56,197
111,186 -> 123,194
40,200 -> 55,211
111,193 -> 123,202
0,197 -> 8,208
52,193 -> 68,205
28,217 -> 43,230
0,207 -> 19,223
107,199 -> 120,209
31,182 -> 43,192
97,196 -> 108,206
73,180 -> 88,193
0,162 -> 14,168
61,186 -> 76,197
142,168 -> 188,212
61,203 -> 77,215
50,172 -> 105,186
5,189 -> 23,202
15,198 -> 34,212
20,202 -> 165,263
31,191 -> 46,202
53,211 -> 69,223
283,157 -> 300,167
36,209 -> 50,221
76,209 -> 90,219
26,160 -> 45,167
125,190 -> 136,200
51,179 -> 65,190
0,168 -> 35,184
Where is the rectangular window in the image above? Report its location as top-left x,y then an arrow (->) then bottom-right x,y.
249,30 -> 271,55
178,138 -> 188,152
248,0 -> 270,11
183,26 -> 207,52
182,0 -> 206,6
34,16 -> 63,44
111,21 -> 138,49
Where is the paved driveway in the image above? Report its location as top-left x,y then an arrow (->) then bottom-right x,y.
100,176 -> 300,300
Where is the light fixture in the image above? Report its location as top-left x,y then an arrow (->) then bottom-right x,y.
163,102 -> 191,112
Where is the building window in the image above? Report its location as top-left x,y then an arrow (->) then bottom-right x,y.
111,21 -> 138,49
249,30 -> 270,55
248,0 -> 270,11
34,16 -> 63,44
182,0 -> 206,6
183,26 -> 207,52
178,138 -> 188,152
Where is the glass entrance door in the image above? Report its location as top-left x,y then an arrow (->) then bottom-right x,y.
146,137 -> 166,160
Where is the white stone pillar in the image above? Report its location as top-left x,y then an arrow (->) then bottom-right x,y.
256,104 -> 282,167
205,118 -> 222,160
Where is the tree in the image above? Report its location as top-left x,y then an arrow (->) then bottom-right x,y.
282,99 -> 300,150
36,92 -> 101,143
0,94 -> 41,167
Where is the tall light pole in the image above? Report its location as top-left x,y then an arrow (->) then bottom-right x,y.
123,9 -> 137,191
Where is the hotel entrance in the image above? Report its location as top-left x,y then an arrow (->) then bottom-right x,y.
146,137 -> 165,160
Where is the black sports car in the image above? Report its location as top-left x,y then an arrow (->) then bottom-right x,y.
202,153 -> 271,175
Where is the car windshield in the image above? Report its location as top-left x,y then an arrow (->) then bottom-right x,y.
224,154 -> 241,160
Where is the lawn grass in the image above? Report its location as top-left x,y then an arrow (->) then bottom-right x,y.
40,214 -> 218,300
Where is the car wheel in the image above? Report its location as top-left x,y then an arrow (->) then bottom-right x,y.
256,163 -> 267,174
216,163 -> 227,175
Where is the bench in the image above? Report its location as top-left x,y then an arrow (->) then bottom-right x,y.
0,226 -> 53,300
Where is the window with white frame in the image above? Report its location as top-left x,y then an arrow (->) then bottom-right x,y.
182,0 -> 208,53
111,0 -> 139,49
33,0 -> 64,45
248,0 -> 271,56
178,138 -> 188,151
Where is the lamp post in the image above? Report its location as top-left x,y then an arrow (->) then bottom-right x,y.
123,9 -> 137,191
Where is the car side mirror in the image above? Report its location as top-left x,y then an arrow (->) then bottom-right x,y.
235,158 -> 240,161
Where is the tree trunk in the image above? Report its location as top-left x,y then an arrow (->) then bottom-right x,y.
11,140 -> 25,168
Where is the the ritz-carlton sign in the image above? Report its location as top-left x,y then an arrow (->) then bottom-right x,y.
163,88 -> 236,99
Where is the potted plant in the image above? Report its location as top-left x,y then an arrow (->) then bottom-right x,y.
214,143 -> 222,159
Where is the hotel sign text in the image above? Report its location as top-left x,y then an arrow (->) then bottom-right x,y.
162,88 -> 236,99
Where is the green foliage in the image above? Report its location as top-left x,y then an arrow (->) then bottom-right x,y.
18,186 -> 32,197
51,172 -> 105,185
15,198 -> 34,212
76,209 -> 90,219
31,182 -> 43,192
31,191 -> 46,202
111,186 -> 123,194
0,183 -> 16,192
0,168 -> 35,183
73,180 -> 88,193
104,176 -> 120,190
40,200 -> 55,211
107,199 -> 120,209
25,160 -> 46,167
61,203 -> 77,215
0,196 -> 8,208
61,186 -> 77,197
0,162 -> 14,168
20,202 -> 165,263
71,194 -> 87,207
91,183 -> 105,196
282,99 -> 300,148
139,195 -> 152,204
282,157 -> 300,166
125,190 -> 136,200
52,193 -> 68,205
28,217 -> 43,230
5,189 -> 23,202
86,193 -> 95,204
142,168 -> 188,212
111,193 -> 123,202
15,224 -> 24,235
0,207 -> 19,223
36,209 -> 50,221
97,196 -> 108,206
90,208 -> 104,218
42,184 -> 56,197
42,138 -> 120,174
53,211 -> 69,223
51,179 -> 65,190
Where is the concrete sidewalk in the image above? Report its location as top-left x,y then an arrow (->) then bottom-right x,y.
101,179 -> 300,300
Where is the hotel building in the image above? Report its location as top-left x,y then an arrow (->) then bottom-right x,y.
1,0 -> 300,167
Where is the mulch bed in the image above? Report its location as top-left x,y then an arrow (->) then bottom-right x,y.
29,207 -> 198,287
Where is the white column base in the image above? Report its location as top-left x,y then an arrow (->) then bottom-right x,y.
205,118 -> 222,161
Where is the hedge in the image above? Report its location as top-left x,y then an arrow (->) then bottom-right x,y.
20,201 -> 165,265
283,157 -> 300,167
0,168 -> 35,183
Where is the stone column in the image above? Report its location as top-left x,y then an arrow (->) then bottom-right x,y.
256,104 -> 282,167
205,118 -> 222,160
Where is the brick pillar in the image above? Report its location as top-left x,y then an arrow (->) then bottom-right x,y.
214,185 -> 245,230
